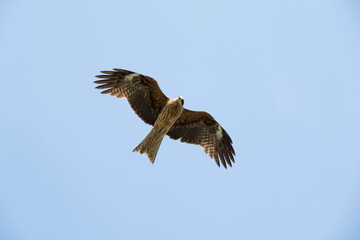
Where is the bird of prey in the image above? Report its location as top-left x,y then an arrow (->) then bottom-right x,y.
94,69 -> 235,168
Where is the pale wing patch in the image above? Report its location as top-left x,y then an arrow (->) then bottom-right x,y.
109,73 -> 140,99
124,73 -> 140,82
216,125 -> 223,139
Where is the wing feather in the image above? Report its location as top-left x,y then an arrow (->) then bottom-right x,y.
167,109 -> 235,168
94,69 -> 169,125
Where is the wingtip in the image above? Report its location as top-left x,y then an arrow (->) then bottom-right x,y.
100,70 -> 114,74
214,155 -> 220,167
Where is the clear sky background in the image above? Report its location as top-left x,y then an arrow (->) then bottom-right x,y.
1,0 -> 360,239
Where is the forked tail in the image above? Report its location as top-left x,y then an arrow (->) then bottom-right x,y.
132,127 -> 165,163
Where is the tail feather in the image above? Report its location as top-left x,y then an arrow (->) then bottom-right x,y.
133,127 -> 165,163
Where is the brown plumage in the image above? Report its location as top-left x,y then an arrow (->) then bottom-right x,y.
94,69 -> 235,168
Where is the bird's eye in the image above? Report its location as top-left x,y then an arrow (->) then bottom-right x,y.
181,99 -> 184,105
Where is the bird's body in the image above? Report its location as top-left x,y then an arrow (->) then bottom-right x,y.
133,97 -> 184,162
154,97 -> 184,132
94,69 -> 235,168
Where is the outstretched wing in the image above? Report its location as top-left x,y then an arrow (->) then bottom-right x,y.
167,109 -> 235,168
94,69 -> 169,125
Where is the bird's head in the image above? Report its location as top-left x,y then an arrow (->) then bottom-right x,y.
177,96 -> 184,106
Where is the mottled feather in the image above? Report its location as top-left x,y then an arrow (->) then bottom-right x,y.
94,69 -> 169,125
167,109 -> 235,168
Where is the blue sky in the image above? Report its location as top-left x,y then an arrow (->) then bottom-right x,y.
1,0 -> 360,239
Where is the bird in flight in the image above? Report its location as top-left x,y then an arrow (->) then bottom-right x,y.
94,69 -> 235,168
